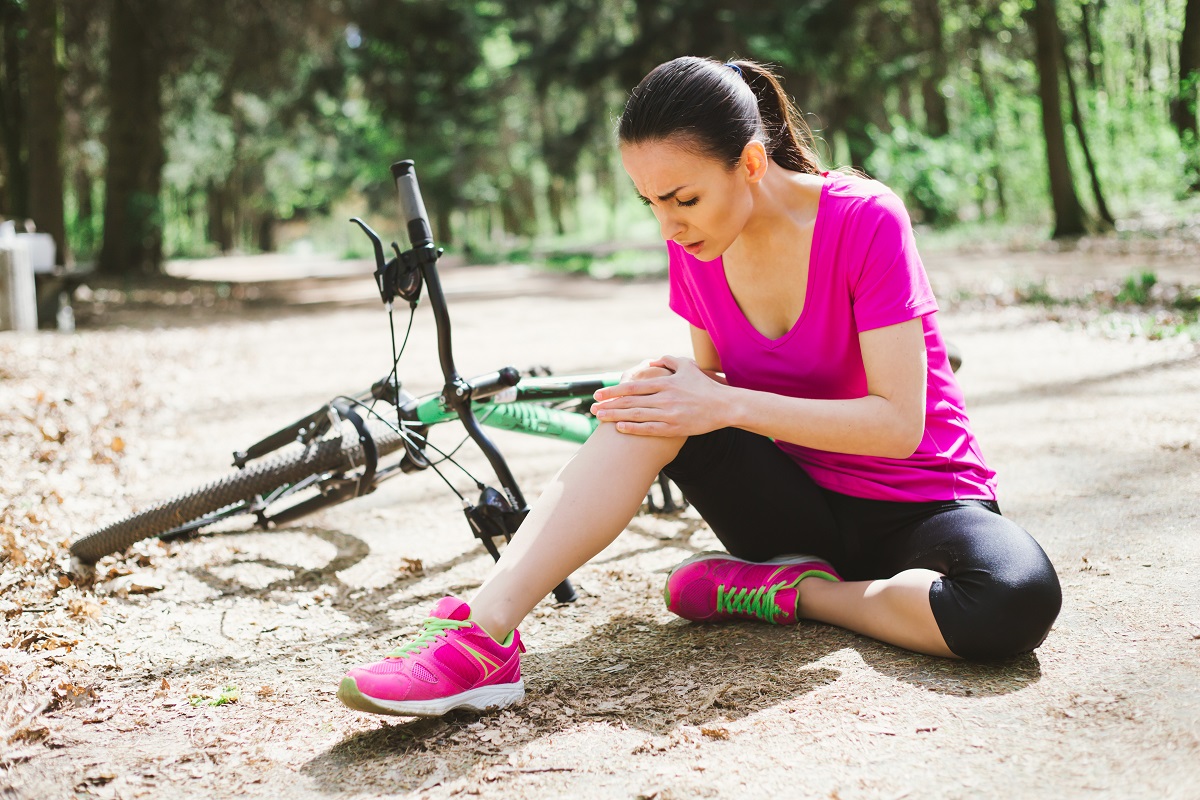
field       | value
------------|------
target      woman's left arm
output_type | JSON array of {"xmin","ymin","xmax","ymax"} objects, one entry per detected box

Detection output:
[{"xmin": 592, "ymin": 317, "xmax": 927, "ymax": 459}]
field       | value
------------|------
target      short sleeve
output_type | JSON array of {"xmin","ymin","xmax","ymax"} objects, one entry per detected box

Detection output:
[
  {"xmin": 848, "ymin": 192, "xmax": 938, "ymax": 332},
  {"xmin": 667, "ymin": 241, "xmax": 705, "ymax": 330}
]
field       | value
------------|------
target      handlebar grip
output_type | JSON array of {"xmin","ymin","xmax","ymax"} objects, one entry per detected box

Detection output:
[
  {"xmin": 467, "ymin": 367, "xmax": 521, "ymax": 401},
  {"xmin": 390, "ymin": 160, "xmax": 433, "ymax": 247}
]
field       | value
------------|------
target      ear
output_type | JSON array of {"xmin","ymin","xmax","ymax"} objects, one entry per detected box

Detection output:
[{"xmin": 740, "ymin": 140, "xmax": 769, "ymax": 184}]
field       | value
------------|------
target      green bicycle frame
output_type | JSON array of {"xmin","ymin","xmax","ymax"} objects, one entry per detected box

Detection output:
[{"xmin": 412, "ymin": 372, "xmax": 623, "ymax": 445}]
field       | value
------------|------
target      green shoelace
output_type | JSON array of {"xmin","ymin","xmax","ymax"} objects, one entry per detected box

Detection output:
[
  {"xmin": 716, "ymin": 582, "xmax": 790, "ymax": 623},
  {"xmin": 386, "ymin": 617, "xmax": 471, "ymax": 659}
]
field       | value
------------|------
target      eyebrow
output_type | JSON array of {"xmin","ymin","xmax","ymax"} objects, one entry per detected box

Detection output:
[{"xmin": 637, "ymin": 185, "xmax": 692, "ymax": 203}]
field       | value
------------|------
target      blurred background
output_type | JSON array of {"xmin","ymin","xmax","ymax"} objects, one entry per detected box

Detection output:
[{"xmin": 0, "ymin": 0, "xmax": 1196, "ymax": 278}]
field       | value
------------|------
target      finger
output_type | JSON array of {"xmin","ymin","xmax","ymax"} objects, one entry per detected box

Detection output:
[
  {"xmin": 595, "ymin": 404, "xmax": 662, "ymax": 423},
  {"xmin": 649, "ymin": 354, "xmax": 683, "ymax": 372},
  {"xmin": 594, "ymin": 378, "xmax": 663, "ymax": 401},
  {"xmin": 613, "ymin": 420, "xmax": 674, "ymax": 436}
]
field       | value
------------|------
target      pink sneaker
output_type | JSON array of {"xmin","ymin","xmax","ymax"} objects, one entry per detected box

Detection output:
[
  {"xmin": 664, "ymin": 551, "xmax": 842, "ymax": 624},
  {"xmin": 338, "ymin": 597, "xmax": 524, "ymax": 717}
]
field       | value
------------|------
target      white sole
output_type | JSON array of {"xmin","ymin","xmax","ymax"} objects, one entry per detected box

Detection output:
[{"xmin": 339, "ymin": 677, "xmax": 525, "ymax": 717}]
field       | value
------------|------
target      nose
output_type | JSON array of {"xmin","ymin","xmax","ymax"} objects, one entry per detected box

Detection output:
[{"xmin": 657, "ymin": 209, "xmax": 686, "ymax": 242}]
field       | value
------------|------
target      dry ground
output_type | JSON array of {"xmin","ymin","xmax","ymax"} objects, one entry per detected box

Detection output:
[{"xmin": 2, "ymin": 243, "xmax": 1199, "ymax": 799}]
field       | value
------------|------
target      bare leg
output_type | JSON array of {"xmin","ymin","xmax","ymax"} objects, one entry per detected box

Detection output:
[
  {"xmin": 468, "ymin": 424, "xmax": 685, "ymax": 641},
  {"xmin": 797, "ymin": 569, "xmax": 959, "ymax": 658}
]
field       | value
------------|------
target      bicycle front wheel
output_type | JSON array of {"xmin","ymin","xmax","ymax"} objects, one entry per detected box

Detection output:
[{"xmin": 70, "ymin": 422, "xmax": 405, "ymax": 564}]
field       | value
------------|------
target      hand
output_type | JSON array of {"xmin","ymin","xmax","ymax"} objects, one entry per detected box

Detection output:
[
  {"xmin": 619, "ymin": 358, "xmax": 674, "ymax": 384},
  {"xmin": 592, "ymin": 355, "xmax": 730, "ymax": 437}
]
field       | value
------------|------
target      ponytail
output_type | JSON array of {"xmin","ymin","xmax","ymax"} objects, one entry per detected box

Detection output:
[
  {"xmin": 727, "ymin": 60, "xmax": 823, "ymax": 175},
  {"xmin": 619, "ymin": 56, "xmax": 822, "ymax": 176}
]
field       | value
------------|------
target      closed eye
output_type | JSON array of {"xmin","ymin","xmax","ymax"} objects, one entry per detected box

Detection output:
[{"xmin": 637, "ymin": 194, "xmax": 699, "ymax": 208}]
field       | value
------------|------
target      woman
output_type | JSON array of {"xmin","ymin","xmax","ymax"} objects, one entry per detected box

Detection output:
[{"xmin": 337, "ymin": 56, "xmax": 1062, "ymax": 718}]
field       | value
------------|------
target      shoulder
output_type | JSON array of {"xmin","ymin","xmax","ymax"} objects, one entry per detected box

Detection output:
[{"xmin": 822, "ymin": 172, "xmax": 911, "ymax": 229}]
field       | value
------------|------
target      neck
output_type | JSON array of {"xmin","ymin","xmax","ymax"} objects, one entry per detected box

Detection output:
[{"xmin": 726, "ymin": 164, "xmax": 823, "ymax": 263}]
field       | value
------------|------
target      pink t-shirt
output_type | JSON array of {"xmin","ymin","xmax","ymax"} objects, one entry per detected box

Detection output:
[{"xmin": 668, "ymin": 172, "xmax": 997, "ymax": 503}]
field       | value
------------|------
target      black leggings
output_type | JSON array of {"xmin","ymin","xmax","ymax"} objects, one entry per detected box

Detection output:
[{"xmin": 661, "ymin": 428, "xmax": 1062, "ymax": 661}]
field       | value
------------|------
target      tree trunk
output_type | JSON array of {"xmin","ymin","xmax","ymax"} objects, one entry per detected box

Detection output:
[
  {"xmin": 0, "ymin": 0, "xmax": 28, "ymax": 219},
  {"xmin": 1032, "ymin": 0, "xmax": 1088, "ymax": 238},
  {"xmin": 499, "ymin": 171, "xmax": 537, "ymax": 238},
  {"xmin": 1079, "ymin": 0, "xmax": 1100, "ymax": 89},
  {"xmin": 434, "ymin": 203, "xmax": 453, "ymax": 247},
  {"xmin": 914, "ymin": 0, "xmax": 950, "ymax": 137},
  {"xmin": 73, "ymin": 164, "xmax": 95, "ymax": 255},
  {"xmin": 1060, "ymin": 22, "xmax": 1114, "ymax": 228},
  {"xmin": 206, "ymin": 181, "xmax": 234, "ymax": 253},
  {"xmin": 256, "ymin": 212, "xmax": 275, "ymax": 253},
  {"xmin": 829, "ymin": 92, "xmax": 875, "ymax": 173},
  {"xmin": 99, "ymin": 0, "xmax": 166, "ymax": 276},
  {"xmin": 25, "ymin": 0, "xmax": 68, "ymax": 265},
  {"xmin": 1174, "ymin": 0, "xmax": 1200, "ymax": 140},
  {"xmin": 970, "ymin": 32, "xmax": 1007, "ymax": 219},
  {"xmin": 547, "ymin": 177, "xmax": 567, "ymax": 237}
]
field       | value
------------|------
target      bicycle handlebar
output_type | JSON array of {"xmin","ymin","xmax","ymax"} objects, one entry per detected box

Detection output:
[
  {"xmin": 383, "ymin": 159, "xmax": 577, "ymax": 603},
  {"xmin": 390, "ymin": 160, "xmax": 433, "ymax": 248}
]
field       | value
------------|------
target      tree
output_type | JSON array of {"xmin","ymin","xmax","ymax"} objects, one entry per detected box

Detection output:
[
  {"xmin": 25, "ymin": 0, "xmax": 68, "ymax": 264},
  {"xmin": 0, "ymin": 0, "xmax": 28, "ymax": 220},
  {"xmin": 98, "ymin": 0, "xmax": 167, "ymax": 275},
  {"xmin": 62, "ymin": 1, "xmax": 107, "ymax": 261},
  {"xmin": 1176, "ymin": 0, "xmax": 1200, "ymax": 187},
  {"xmin": 913, "ymin": 0, "xmax": 950, "ymax": 137},
  {"xmin": 1031, "ymin": 0, "xmax": 1088, "ymax": 237},
  {"xmin": 1060, "ymin": 16, "xmax": 1113, "ymax": 228}
]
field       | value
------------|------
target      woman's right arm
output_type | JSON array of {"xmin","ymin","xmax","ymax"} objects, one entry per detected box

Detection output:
[{"xmin": 690, "ymin": 325, "xmax": 728, "ymax": 385}]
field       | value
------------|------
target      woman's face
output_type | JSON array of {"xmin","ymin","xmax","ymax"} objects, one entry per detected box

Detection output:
[{"xmin": 620, "ymin": 137, "xmax": 757, "ymax": 262}]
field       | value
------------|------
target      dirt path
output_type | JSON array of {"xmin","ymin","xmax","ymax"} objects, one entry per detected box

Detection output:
[{"xmin": 2, "ymin": 247, "xmax": 1198, "ymax": 799}]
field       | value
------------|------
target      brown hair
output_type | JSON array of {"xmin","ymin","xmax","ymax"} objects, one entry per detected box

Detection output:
[{"xmin": 618, "ymin": 55, "xmax": 822, "ymax": 175}]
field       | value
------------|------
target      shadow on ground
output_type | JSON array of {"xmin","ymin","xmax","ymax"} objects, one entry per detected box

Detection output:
[
  {"xmin": 300, "ymin": 614, "xmax": 844, "ymax": 794},
  {"xmin": 299, "ymin": 614, "xmax": 1044, "ymax": 795},
  {"xmin": 855, "ymin": 638, "xmax": 1042, "ymax": 697}
]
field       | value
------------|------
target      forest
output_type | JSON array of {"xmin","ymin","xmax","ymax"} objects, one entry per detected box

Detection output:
[{"xmin": 0, "ymin": 0, "xmax": 1197, "ymax": 276}]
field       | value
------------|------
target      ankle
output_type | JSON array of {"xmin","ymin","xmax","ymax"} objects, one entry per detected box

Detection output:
[
  {"xmin": 468, "ymin": 609, "xmax": 512, "ymax": 645},
  {"xmin": 794, "ymin": 575, "xmax": 824, "ymax": 619}
]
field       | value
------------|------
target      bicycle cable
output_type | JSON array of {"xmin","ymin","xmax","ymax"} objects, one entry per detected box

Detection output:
[
  {"xmin": 333, "ymin": 395, "xmax": 490, "ymax": 503},
  {"xmin": 370, "ymin": 301, "xmax": 417, "ymax": 419},
  {"xmin": 358, "ymin": 297, "xmax": 500, "ymax": 501}
]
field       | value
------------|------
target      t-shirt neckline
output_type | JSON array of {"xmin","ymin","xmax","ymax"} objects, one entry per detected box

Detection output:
[{"xmin": 714, "ymin": 176, "xmax": 830, "ymax": 349}]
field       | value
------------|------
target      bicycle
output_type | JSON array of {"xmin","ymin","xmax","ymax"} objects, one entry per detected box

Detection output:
[{"xmin": 69, "ymin": 160, "xmax": 687, "ymax": 603}]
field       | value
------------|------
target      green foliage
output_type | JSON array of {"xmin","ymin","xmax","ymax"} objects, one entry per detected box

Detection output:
[
  {"xmin": 1116, "ymin": 270, "xmax": 1159, "ymax": 305},
  {"xmin": 866, "ymin": 122, "xmax": 997, "ymax": 226},
  {"xmin": 538, "ymin": 248, "xmax": 667, "ymax": 280},
  {"xmin": 37, "ymin": 0, "xmax": 1200, "ymax": 267}
]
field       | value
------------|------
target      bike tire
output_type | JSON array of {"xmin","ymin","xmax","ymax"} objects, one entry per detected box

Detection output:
[{"xmin": 71, "ymin": 421, "xmax": 406, "ymax": 564}]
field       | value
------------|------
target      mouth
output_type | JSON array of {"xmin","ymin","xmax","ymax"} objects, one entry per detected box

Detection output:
[{"xmin": 679, "ymin": 240, "xmax": 704, "ymax": 254}]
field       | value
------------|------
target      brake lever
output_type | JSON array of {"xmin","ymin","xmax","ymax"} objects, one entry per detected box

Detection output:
[
  {"xmin": 348, "ymin": 217, "xmax": 424, "ymax": 307},
  {"xmin": 350, "ymin": 217, "xmax": 385, "ymax": 269}
]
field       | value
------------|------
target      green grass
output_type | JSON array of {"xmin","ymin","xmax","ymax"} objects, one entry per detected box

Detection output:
[
  {"xmin": 189, "ymin": 684, "xmax": 241, "ymax": 707},
  {"xmin": 1004, "ymin": 269, "xmax": 1200, "ymax": 341}
]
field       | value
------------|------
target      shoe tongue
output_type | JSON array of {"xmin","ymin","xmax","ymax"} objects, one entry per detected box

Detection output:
[{"xmin": 430, "ymin": 596, "xmax": 472, "ymax": 621}]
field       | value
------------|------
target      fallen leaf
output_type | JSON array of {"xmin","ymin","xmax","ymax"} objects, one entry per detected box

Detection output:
[{"xmin": 857, "ymin": 724, "xmax": 897, "ymax": 736}]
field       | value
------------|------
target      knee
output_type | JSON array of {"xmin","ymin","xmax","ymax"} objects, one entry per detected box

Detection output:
[
  {"xmin": 935, "ymin": 560, "xmax": 1062, "ymax": 661},
  {"xmin": 660, "ymin": 429, "xmax": 724, "ymax": 482}
]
